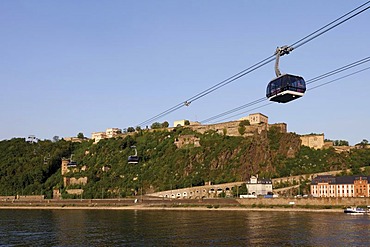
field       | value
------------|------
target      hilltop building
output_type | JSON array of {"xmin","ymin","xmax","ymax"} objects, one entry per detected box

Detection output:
[
  {"xmin": 311, "ymin": 175, "xmax": 370, "ymax": 197},
  {"xmin": 173, "ymin": 120, "xmax": 201, "ymax": 127},
  {"xmin": 173, "ymin": 113, "xmax": 281, "ymax": 137},
  {"xmin": 90, "ymin": 113, "xmax": 361, "ymax": 152},
  {"xmin": 239, "ymin": 113, "xmax": 268, "ymax": 125},
  {"xmin": 300, "ymin": 134, "xmax": 325, "ymax": 149},
  {"xmin": 92, "ymin": 128, "xmax": 122, "ymax": 143}
]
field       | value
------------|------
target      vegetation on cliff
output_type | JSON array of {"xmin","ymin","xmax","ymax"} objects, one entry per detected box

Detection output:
[{"xmin": 0, "ymin": 127, "xmax": 370, "ymax": 199}]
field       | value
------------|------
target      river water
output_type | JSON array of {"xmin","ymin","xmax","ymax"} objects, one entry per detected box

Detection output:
[{"xmin": 0, "ymin": 209, "xmax": 369, "ymax": 246}]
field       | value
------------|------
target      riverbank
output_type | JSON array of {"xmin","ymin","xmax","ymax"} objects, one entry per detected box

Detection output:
[
  {"xmin": 0, "ymin": 203, "xmax": 344, "ymax": 213},
  {"xmin": 1, "ymin": 197, "xmax": 367, "ymax": 213}
]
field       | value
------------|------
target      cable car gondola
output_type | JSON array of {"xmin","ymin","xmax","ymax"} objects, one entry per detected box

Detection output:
[
  {"xmin": 67, "ymin": 154, "xmax": 77, "ymax": 167},
  {"xmin": 266, "ymin": 46, "xmax": 306, "ymax": 103},
  {"xmin": 128, "ymin": 146, "xmax": 139, "ymax": 164}
]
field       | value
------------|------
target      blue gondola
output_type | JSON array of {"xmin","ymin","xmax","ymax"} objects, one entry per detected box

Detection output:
[
  {"xmin": 67, "ymin": 154, "xmax": 77, "ymax": 167},
  {"xmin": 128, "ymin": 146, "xmax": 139, "ymax": 164},
  {"xmin": 266, "ymin": 74, "xmax": 306, "ymax": 103},
  {"xmin": 67, "ymin": 161, "xmax": 77, "ymax": 167},
  {"xmin": 266, "ymin": 46, "xmax": 306, "ymax": 103},
  {"xmin": 128, "ymin": 155, "xmax": 139, "ymax": 164}
]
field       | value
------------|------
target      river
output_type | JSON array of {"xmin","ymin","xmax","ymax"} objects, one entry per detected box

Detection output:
[{"xmin": 0, "ymin": 209, "xmax": 369, "ymax": 246}]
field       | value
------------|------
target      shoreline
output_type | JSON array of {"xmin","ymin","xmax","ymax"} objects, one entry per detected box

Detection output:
[{"xmin": 0, "ymin": 205, "xmax": 344, "ymax": 213}]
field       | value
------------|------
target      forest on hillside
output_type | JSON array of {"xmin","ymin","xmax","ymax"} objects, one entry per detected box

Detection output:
[{"xmin": 1, "ymin": 127, "xmax": 370, "ymax": 199}]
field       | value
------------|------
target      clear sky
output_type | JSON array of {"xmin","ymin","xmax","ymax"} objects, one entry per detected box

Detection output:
[{"xmin": 1, "ymin": 1, "xmax": 369, "ymax": 145}]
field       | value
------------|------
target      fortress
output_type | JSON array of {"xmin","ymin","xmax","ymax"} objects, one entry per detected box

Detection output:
[{"xmin": 90, "ymin": 113, "xmax": 330, "ymax": 150}]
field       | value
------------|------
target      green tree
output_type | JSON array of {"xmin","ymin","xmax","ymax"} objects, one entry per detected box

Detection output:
[
  {"xmin": 238, "ymin": 125, "xmax": 246, "ymax": 135},
  {"xmin": 77, "ymin": 133, "xmax": 85, "ymax": 139},
  {"xmin": 127, "ymin": 127, "xmax": 135, "ymax": 132},
  {"xmin": 333, "ymin": 140, "xmax": 349, "ymax": 146},
  {"xmin": 151, "ymin": 122, "xmax": 162, "ymax": 129},
  {"xmin": 161, "ymin": 121, "xmax": 169, "ymax": 128},
  {"xmin": 239, "ymin": 120, "xmax": 250, "ymax": 126}
]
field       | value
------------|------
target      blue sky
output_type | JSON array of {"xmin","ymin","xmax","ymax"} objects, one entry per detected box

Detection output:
[{"xmin": 1, "ymin": 1, "xmax": 369, "ymax": 145}]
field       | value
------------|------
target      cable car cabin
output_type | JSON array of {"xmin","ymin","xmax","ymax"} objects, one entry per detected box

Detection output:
[
  {"xmin": 266, "ymin": 74, "xmax": 306, "ymax": 103},
  {"xmin": 67, "ymin": 161, "xmax": 77, "ymax": 167},
  {"xmin": 128, "ymin": 156, "xmax": 139, "ymax": 164}
]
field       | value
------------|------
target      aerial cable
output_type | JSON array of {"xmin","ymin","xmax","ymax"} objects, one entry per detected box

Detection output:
[
  {"xmin": 201, "ymin": 56, "xmax": 370, "ymax": 123},
  {"xmin": 185, "ymin": 56, "xmax": 276, "ymax": 104},
  {"xmin": 136, "ymin": 2, "xmax": 369, "ymax": 127},
  {"xmin": 208, "ymin": 65, "xmax": 370, "ymax": 123},
  {"xmin": 306, "ymin": 56, "xmax": 370, "ymax": 85},
  {"xmin": 137, "ymin": 55, "xmax": 276, "ymax": 127},
  {"xmin": 290, "ymin": 1, "xmax": 370, "ymax": 50},
  {"xmin": 215, "ymin": 102, "xmax": 273, "ymax": 124},
  {"xmin": 308, "ymin": 66, "xmax": 370, "ymax": 91},
  {"xmin": 201, "ymin": 98, "xmax": 267, "ymax": 123}
]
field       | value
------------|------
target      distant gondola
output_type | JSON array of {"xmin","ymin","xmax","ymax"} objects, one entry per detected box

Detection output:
[
  {"xmin": 67, "ymin": 154, "xmax": 77, "ymax": 167},
  {"xmin": 67, "ymin": 161, "xmax": 77, "ymax": 167},
  {"xmin": 128, "ymin": 156, "xmax": 139, "ymax": 164},
  {"xmin": 128, "ymin": 146, "xmax": 139, "ymax": 164},
  {"xmin": 266, "ymin": 46, "xmax": 306, "ymax": 103}
]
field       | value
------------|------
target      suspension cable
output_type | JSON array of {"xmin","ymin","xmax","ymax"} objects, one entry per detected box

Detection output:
[
  {"xmin": 201, "ymin": 56, "xmax": 370, "ymax": 123},
  {"xmin": 136, "ymin": 2, "xmax": 370, "ymax": 127}
]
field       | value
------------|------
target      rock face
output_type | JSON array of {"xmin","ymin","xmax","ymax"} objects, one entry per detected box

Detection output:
[{"xmin": 187, "ymin": 129, "xmax": 303, "ymax": 182}]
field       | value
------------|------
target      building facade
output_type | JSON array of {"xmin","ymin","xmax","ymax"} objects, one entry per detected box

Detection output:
[
  {"xmin": 311, "ymin": 175, "xmax": 370, "ymax": 197},
  {"xmin": 92, "ymin": 127, "xmax": 122, "ymax": 143},
  {"xmin": 245, "ymin": 175, "xmax": 273, "ymax": 196},
  {"xmin": 300, "ymin": 134, "xmax": 325, "ymax": 149}
]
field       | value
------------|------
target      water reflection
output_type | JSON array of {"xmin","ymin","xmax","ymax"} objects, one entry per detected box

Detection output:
[{"xmin": 0, "ymin": 209, "xmax": 369, "ymax": 246}]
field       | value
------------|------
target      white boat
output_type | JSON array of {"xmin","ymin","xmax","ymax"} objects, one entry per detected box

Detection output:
[{"xmin": 344, "ymin": 206, "xmax": 367, "ymax": 215}]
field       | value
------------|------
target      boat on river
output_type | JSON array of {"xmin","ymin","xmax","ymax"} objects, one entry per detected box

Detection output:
[{"xmin": 344, "ymin": 206, "xmax": 368, "ymax": 215}]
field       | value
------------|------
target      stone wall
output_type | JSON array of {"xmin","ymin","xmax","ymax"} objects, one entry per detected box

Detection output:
[
  {"xmin": 64, "ymin": 177, "xmax": 88, "ymax": 187},
  {"xmin": 237, "ymin": 197, "xmax": 370, "ymax": 207},
  {"xmin": 300, "ymin": 134, "xmax": 325, "ymax": 149}
]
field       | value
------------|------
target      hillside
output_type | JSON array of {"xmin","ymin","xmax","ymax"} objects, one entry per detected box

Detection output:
[{"xmin": 1, "ymin": 127, "xmax": 370, "ymax": 199}]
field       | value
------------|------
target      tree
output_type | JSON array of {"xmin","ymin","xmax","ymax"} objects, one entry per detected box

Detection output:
[
  {"xmin": 52, "ymin": 136, "xmax": 60, "ymax": 142},
  {"xmin": 184, "ymin": 120, "xmax": 190, "ymax": 126},
  {"xmin": 161, "ymin": 121, "xmax": 169, "ymax": 128},
  {"xmin": 238, "ymin": 125, "xmax": 246, "ymax": 135},
  {"xmin": 333, "ymin": 140, "xmax": 349, "ymax": 146},
  {"xmin": 135, "ymin": 126, "xmax": 142, "ymax": 132},
  {"xmin": 151, "ymin": 122, "xmax": 162, "ymax": 129},
  {"xmin": 127, "ymin": 127, "xmax": 135, "ymax": 133},
  {"xmin": 77, "ymin": 133, "xmax": 84, "ymax": 139},
  {"xmin": 239, "ymin": 120, "xmax": 250, "ymax": 126},
  {"xmin": 238, "ymin": 120, "xmax": 250, "ymax": 136},
  {"xmin": 358, "ymin": 139, "xmax": 369, "ymax": 148}
]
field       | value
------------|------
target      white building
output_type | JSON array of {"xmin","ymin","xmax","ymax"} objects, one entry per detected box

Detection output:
[
  {"xmin": 245, "ymin": 175, "xmax": 273, "ymax": 196},
  {"xmin": 92, "ymin": 128, "xmax": 122, "ymax": 143}
]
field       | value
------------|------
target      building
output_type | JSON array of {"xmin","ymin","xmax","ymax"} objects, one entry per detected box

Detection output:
[
  {"xmin": 300, "ymin": 134, "xmax": 325, "ymax": 149},
  {"xmin": 245, "ymin": 175, "xmax": 273, "ymax": 196},
  {"xmin": 91, "ymin": 132, "xmax": 106, "ymax": 143},
  {"xmin": 92, "ymin": 128, "xmax": 122, "ymax": 143},
  {"xmin": 240, "ymin": 113, "xmax": 268, "ymax": 125},
  {"xmin": 310, "ymin": 175, "xmax": 370, "ymax": 197},
  {"xmin": 106, "ymin": 128, "xmax": 122, "ymax": 138},
  {"xmin": 173, "ymin": 120, "xmax": 201, "ymax": 127},
  {"xmin": 61, "ymin": 158, "xmax": 88, "ymax": 187}
]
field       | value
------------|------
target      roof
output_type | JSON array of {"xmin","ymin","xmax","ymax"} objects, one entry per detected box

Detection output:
[{"xmin": 311, "ymin": 175, "xmax": 370, "ymax": 185}]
